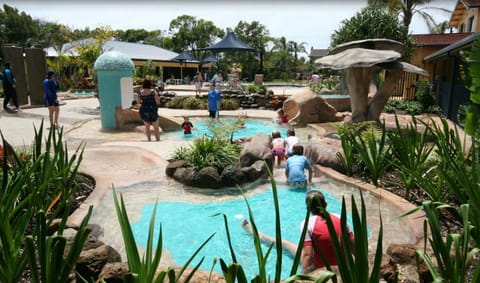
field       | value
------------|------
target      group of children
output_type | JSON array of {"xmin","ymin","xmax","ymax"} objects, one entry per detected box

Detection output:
[
  {"xmin": 271, "ymin": 128, "xmax": 312, "ymax": 188},
  {"xmin": 181, "ymin": 110, "xmax": 312, "ymax": 188}
]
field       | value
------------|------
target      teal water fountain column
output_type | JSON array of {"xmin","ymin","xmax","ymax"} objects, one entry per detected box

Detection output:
[{"xmin": 94, "ymin": 51, "xmax": 135, "ymax": 129}]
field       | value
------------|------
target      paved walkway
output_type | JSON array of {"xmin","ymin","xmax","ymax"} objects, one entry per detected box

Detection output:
[
  {"xmin": 0, "ymin": 95, "xmax": 283, "ymax": 225},
  {"xmin": 0, "ymin": 89, "xmax": 426, "ymax": 253}
]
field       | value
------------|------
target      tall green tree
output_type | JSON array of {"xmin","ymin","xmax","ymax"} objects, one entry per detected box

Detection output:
[
  {"xmin": 331, "ymin": 5, "xmax": 415, "ymax": 60},
  {"xmin": 0, "ymin": 4, "xmax": 39, "ymax": 47},
  {"xmin": 368, "ymin": 0, "xmax": 452, "ymax": 33},
  {"xmin": 168, "ymin": 15, "xmax": 224, "ymax": 54},
  {"xmin": 37, "ymin": 22, "xmax": 72, "ymax": 50},
  {"xmin": 231, "ymin": 21, "xmax": 271, "ymax": 78},
  {"xmin": 288, "ymin": 40, "xmax": 307, "ymax": 71},
  {"xmin": 115, "ymin": 28, "xmax": 150, "ymax": 43}
]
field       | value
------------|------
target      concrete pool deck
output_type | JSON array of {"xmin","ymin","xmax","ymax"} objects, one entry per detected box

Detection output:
[{"xmin": 0, "ymin": 94, "xmax": 425, "ymax": 256}]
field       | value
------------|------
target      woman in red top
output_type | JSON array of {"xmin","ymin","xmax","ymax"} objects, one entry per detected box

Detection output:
[{"xmin": 241, "ymin": 190, "xmax": 355, "ymax": 274}]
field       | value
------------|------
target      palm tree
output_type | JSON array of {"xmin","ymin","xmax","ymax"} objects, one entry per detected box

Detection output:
[
  {"xmin": 287, "ymin": 40, "xmax": 307, "ymax": 71},
  {"xmin": 368, "ymin": 0, "xmax": 452, "ymax": 33}
]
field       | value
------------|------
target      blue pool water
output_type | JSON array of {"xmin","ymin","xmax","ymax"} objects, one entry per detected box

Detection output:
[
  {"xmin": 131, "ymin": 187, "xmax": 357, "ymax": 279},
  {"xmin": 177, "ymin": 118, "xmax": 288, "ymax": 140}
]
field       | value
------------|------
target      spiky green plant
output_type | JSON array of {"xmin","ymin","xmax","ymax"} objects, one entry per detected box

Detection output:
[
  {"xmin": 416, "ymin": 202, "xmax": 480, "ymax": 282},
  {"xmin": 0, "ymin": 121, "xmax": 85, "ymax": 283},
  {"xmin": 351, "ymin": 123, "xmax": 392, "ymax": 186},
  {"xmin": 336, "ymin": 123, "xmax": 359, "ymax": 177},
  {"xmin": 388, "ymin": 115, "xmax": 434, "ymax": 200},
  {"xmin": 24, "ymin": 208, "xmax": 92, "ymax": 283}
]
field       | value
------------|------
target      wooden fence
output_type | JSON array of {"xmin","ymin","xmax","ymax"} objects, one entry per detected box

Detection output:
[{"xmin": 390, "ymin": 72, "xmax": 419, "ymax": 101}]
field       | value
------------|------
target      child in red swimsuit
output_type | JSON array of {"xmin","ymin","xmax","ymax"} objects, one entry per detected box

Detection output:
[{"xmin": 181, "ymin": 117, "xmax": 194, "ymax": 135}]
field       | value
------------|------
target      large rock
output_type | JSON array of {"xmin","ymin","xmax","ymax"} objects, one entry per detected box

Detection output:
[
  {"xmin": 283, "ymin": 88, "xmax": 342, "ymax": 127},
  {"xmin": 239, "ymin": 134, "xmax": 273, "ymax": 170},
  {"xmin": 76, "ymin": 244, "xmax": 122, "ymax": 280},
  {"xmin": 173, "ymin": 167, "xmax": 196, "ymax": 186},
  {"xmin": 194, "ymin": 166, "xmax": 222, "ymax": 188},
  {"xmin": 241, "ymin": 160, "xmax": 269, "ymax": 181},
  {"xmin": 97, "ymin": 262, "xmax": 130, "ymax": 283},
  {"xmin": 220, "ymin": 165, "xmax": 248, "ymax": 187},
  {"xmin": 166, "ymin": 160, "xmax": 188, "ymax": 177},
  {"xmin": 304, "ymin": 137, "xmax": 344, "ymax": 172}
]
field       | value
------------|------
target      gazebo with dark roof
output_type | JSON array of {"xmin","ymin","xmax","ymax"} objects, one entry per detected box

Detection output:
[
  {"xmin": 199, "ymin": 31, "xmax": 263, "ymax": 73},
  {"xmin": 200, "ymin": 31, "xmax": 257, "ymax": 53}
]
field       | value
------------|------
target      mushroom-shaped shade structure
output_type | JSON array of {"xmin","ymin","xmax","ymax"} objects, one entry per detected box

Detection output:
[{"xmin": 314, "ymin": 38, "xmax": 428, "ymax": 123}]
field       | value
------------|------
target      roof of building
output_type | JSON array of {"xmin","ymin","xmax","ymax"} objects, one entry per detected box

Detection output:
[
  {"xmin": 449, "ymin": 0, "xmax": 480, "ymax": 27},
  {"xmin": 45, "ymin": 39, "xmax": 179, "ymax": 62},
  {"xmin": 308, "ymin": 49, "xmax": 329, "ymax": 58},
  {"xmin": 412, "ymin": 33, "xmax": 472, "ymax": 46},
  {"xmin": 424, "ymin": 32, "xmax": 480, "ymax": 61}
]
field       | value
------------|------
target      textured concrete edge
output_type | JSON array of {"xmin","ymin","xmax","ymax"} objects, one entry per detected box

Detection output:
[
  {"xmin": 67, "ymin": 145, "xmax": 168, "ymax": 227},
  {"xmin": 314, "ymin": 164, "xmax": 425, "ymax": 246}
]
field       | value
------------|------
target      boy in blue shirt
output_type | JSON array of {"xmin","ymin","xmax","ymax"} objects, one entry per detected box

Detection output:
[{"xmin": 285, "ymin": 144, "xmax": 312, "ymax": 188}]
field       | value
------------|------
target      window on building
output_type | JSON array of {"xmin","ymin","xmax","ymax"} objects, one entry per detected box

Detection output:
[
  {"xmin": 460, "ymin": 23, "xmax": 465, "ymax": 32},
  {"xmin": 468, "ymin": 16, "xmax": 475, "ymax": 32}
]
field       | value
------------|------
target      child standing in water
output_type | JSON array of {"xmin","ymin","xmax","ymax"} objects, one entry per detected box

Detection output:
[
  {"xmin": 181, "ymin": 117, "xmax": 194, "ymax": 135},
  {"xmin": 285, "ymin": 128, "xmax": 300, "ymax": 158},
  {"xmin": 271, "ymin": 130, "xmax": 286, "ymax": 167},
  {"xmin": 285, "ymin": 144, "xmax": 312, "ymax": 188}
]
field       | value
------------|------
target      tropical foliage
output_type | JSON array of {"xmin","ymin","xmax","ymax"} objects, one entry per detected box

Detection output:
[
  {"xmin": 331, "ymin": 5, "xmax": 415, "ymax": 60},
  {"xmin": 0, "ymin": 4, "xmax": 309, "ymax": 86},
  {"xmin": 0, "ymin": 123, "xmax": 90, "ymax": 283},
  {"xmin": 172, "ymin": 119, "xmax": 242, "ymax": 172},
  {"xmin": 368, "ymin": 0, "xmax": 452, "ymax": 34}
]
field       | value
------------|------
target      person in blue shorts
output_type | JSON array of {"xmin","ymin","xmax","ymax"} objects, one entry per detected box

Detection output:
[
  {"xmin": 43, "ymin": 71, "xmax": 60, "ymax": 126},
  {"xmin": 285, "ymin": 144, "xmax": 312, "ymax": 188},
  {"xmin": 207, "ymin": 85, "xmax": 221, "ymax": 119}
]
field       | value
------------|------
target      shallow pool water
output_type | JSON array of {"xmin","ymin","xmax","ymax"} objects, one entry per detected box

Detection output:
[
  {"xmin": 165, "ymin": 118, "xmax": 291, "ymax": 140},
  {"xmin": 90, "ymin": 171, "xmax": 418, "ymax": 280},
  {"xmin": 130, "ymin": 187, "xmax": 354, "ymax": 279}
]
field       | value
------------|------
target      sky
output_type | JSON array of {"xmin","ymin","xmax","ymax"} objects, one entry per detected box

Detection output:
[{"xmin": 4, "ymin": 0, "xmax": 456, "ymax": 53}]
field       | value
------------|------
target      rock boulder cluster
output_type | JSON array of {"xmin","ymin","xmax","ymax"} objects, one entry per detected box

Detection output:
[{"xmin": 166, "ymin": 134, "xmax": 273, "ymax": 188}]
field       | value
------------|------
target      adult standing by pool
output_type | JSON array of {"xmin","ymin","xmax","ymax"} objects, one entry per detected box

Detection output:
[
  {"xmin": 2, "ymin": 62, "xmax": 19, "ymax": 112},
  {"xmin": 207, "ymin": 85, "xmax": 221, "ymax": 119},
  {"xmin": 194, "ymin": 71, "xmax": 203, "ymax": 97},
  {"xmin": 43, "ymin": 71, "xmax": 60, "ymax": 127},
  {"xmin": 137, "ymin": 78, "xmax": 160, "ymax": 141},
  {"xmin": 231, "ymin": 63, "xmax": 241, "ymax": 88}
]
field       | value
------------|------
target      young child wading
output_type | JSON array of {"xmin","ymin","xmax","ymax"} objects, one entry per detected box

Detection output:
[
  {"xmin": 181, "ymin": 117, "xmax": 194, "ymax": 135},
  {"xmin": 271, "ymin": 130, "xmax": 286, "ymax": 167}
]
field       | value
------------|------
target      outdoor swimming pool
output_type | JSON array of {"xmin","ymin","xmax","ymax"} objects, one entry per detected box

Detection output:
[
  {"xmin": 82, "ymin": 115, "xmax": 419, "ymax": 280},
  {"xmin": 130, "ymin": 186, "xmax": 354, "ymax": 279},
  {"xmin": 165, "ymin": 117, "xmax": 309, "ymax": 141},
  {"xmin": 89, "ymin": 171, "xmax": 419, "ymax": 280}
]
